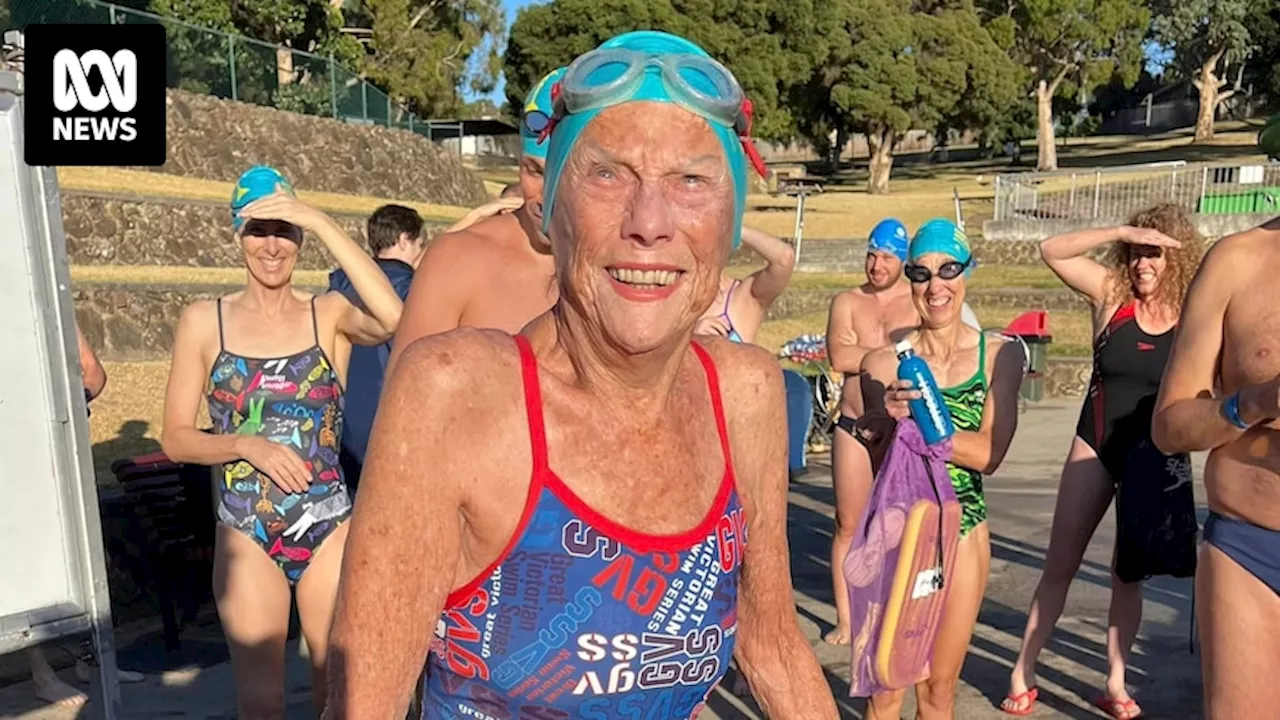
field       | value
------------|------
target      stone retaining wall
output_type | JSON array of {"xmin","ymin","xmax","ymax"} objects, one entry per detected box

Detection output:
[
  {"xmin": 735, "ymin": 237, "xmax": 1052, "ymax": 268},
  {"xmin": 131, "ymin": 90, "xmax": 488, "ymax": 207},
  {"xmin": 64, "ymin": 193, "xmax": 449, "ymax": 268}
]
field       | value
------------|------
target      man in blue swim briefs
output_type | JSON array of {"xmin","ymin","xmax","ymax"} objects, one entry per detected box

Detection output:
[
  {"xmin": 387, "ymin": 67, "xmax": 567, "ymax": 367},
  {"xmin": 1153, "ymin": 207, "xmax": 1280, "ymax": 714}
]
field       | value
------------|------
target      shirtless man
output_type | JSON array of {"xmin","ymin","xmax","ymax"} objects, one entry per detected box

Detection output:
[
  {"xmin": 1152, "ymin": 215, "xmax": 1280, "ymax": 719},
  {"xmin": 823, "ymin": 217, "xmax": 919, "ymax": 643},
  {"xmin": 387, "ymin": 67, "xmax": 565, "ymax": 367}
]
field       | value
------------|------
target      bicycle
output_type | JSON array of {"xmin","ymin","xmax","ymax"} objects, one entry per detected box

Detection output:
[{"xmin": 778, "ymin": 334, "xmax": 842, "ymax": 453}]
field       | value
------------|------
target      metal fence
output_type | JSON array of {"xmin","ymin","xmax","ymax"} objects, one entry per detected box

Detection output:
[
  {"xmin": 5, "ymin": 0, "xmax": 458, "ymax": 141},
  {"xmin": 993, "ymin": 160, "xmax": 1280, "ymax": 223}
]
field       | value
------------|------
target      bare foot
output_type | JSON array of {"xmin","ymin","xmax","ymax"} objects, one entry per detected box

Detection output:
[
  {"xmin": 1096, "ymin": 690, "xmax": 1143, "ymax": 719},
  {"xmin": 1000, "ymin": 669, "xmax": 1038, "ymax": 715},
  {"xmin": 33, "ymin": 675, "xmax": 88, "ymax": 707},
  {"xmin": 823, "ymin": 624, "xmax": 850, "ymax": 645}
]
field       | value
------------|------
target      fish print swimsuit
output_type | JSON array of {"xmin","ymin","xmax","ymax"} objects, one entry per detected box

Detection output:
[
  {"xmin": 207, "ymin": 297, "xmax": 351, "ymax": 584},
  {"xmin": 940, "ymin": 333, "xmax": 989, "ymax": 537},
  {"xmin": 422, "ymin": 335, "xmax": 746, "ymax": 720}
]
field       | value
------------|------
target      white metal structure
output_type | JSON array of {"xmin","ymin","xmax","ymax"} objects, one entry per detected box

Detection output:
[{"xmin": 0, "ymin": 60, "xmax": 121, "ymax": 718}]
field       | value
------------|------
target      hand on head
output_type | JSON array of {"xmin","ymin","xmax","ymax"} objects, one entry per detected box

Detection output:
[
  {"xmin": 1120, "ymin": 226, "xmax": 1181, "ymax": 249},
  {"xmin": 238, "ymin": 186, "xmax": 324, "ymax": 234}
]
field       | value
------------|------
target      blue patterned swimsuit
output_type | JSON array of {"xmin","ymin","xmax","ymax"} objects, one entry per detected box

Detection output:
[
  {"xmin": 206, "ymin": 297, "xmax": 351, "ymax": 584},
  {"xmin": 422, "ymin": 335, "xmax": 746, "ymax": 719}
]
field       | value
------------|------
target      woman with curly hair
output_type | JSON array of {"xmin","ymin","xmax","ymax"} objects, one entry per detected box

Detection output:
[{"xmin": 1001, "ymin": 203, "xmax": 1205, "ymax": 719}]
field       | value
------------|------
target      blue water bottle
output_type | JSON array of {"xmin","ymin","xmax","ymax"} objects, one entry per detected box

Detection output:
[{"xmin": 894, "ymin": 340, "xmax": 954, "ymax": 445}]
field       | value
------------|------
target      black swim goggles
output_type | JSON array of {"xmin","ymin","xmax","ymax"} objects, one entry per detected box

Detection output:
[{"xmin": 904, "ymin": 259, "xmax": 970, "ymax": 284}]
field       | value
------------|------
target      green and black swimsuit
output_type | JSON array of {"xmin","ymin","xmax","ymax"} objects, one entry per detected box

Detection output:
[{"xmin": 940, "ymin": 333, "xmax": 989, "ymax": 537}]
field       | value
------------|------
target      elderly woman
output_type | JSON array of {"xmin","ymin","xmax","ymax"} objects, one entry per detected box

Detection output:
[
  {"xmin": 858, "ymin": 218, "xmax": 1023, "ymax": 720},
  {"xmin": 325, "ymin": 31, "xmax": 837, "ymax": 719},
  {"xmin": 161, "ymin": 166, "xmax": 402, "ymax": 719}
]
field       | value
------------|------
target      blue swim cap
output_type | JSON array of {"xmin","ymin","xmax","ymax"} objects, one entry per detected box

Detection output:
[
  {"xmin": 909, "ymin": 218, "xmax": 975, "ymax": 277},
  {"xmin": 521, "ymin": 67, "xmax": 566, "ymax": 160},
  {"xmin": 231, "ymin": 165, "xmax": 294, "ymax": 230},
  {"xmin": 867, "ymin": 218, "xmax": 908, "ymax": 261},
  {"xmin": 541, "ymin": 31, "xmax": 751, "ymax": 249}
]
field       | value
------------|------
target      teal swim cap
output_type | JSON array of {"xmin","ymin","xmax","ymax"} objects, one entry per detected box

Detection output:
[
  {"xmin": 540, "ymin": 31, "xmax": 752, "ymax": 249},
  {"xmin": 909, "ymin": 218, "xmax": 974, "ymax": 275},
  {"xmin": 520, "ymin": 67, "xmax": 566, "ymax": 160},
  {"xmin": 231, "ymin": 165, "xmax": 294, "ymax": 230}
]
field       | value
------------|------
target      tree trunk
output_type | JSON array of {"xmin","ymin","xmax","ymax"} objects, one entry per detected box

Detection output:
[
  {"xmin": 1035, "ymin": 79, "xmax": 1058, "ymax": 171},
  {"xmin": 867, "ymin": 128, "xmax": 896, "ymax": 195},
  {"xmin": 833, "ymin": 126, "xmax": 848, "ymax": 171},
  {"xmin": 1193, "ymin": 53, "xmax": 1224, "ymax": 142},
  {"xmin": 276, "ymin": 46, "xmax": 295, "ymax": 87}
]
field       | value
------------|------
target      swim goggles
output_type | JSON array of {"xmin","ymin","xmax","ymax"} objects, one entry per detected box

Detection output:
[
  {"xmin": 904, "ymin": 260, "xmax": 970, "ymax": 284},
  {"xmin": 539, "ymin": 48, "xmax": 768, "ymax": 177},
  {"xmin": 523, "ymin": 109, "xmax": 550, "ymax": 136}
]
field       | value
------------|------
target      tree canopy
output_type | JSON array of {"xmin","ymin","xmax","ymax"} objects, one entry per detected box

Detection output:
[
  {"xmin": 1152, "ymin": 0, "xmax": 1258, "ymax": 140},
  {"xmin": 980, "ymin": 0, "xmax": 1149, "ymax": 170}
]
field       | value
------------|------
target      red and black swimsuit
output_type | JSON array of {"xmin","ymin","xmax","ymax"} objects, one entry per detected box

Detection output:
[{"xmin": 1075, "ymin": 302, "xmax": 1175, "ymax": 476}]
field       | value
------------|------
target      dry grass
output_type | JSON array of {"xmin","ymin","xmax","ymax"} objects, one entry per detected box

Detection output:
[
  {"xmin": 71, "ymin": 265, "xmax": 332, "ymax": 287},
  {"xmin": 57, "ymin": 167, "xmax": 471, "ymax": 223},
  {"xmin": 89, "ymin": 361, "xmax": 180, "ymax": 485}
]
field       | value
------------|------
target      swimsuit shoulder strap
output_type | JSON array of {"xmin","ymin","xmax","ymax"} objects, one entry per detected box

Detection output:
[
  {"xmin": 215, "ymin": 297, "xmax": 226, "ymax": 351},
  {"xmin": 689, "ymin": 341, "xmax": 734, "ymax": 473},
  {"xmin": 978, "ymin": 330, "xmax": 987, "ymax": 381},
  {"xmin": 309, "ymin": 296, "xmax": 321, "ymax": 347},
  {"xmin": 514, "ymin": 334, "xmax": 549, "ymax": 473}
]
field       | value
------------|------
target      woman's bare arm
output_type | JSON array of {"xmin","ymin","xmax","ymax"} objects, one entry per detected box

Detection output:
[
  {"xmin": 739, "ymin": 227, "xmax": 796, "ymax": 307},
  {"xmin": 720, "ymin": 344, "xmax": 838, "ymax": 718},
  {"xmin": 325, "ymin": 334, "xmax": 492, "ymax": 717},
  {"xmin": 160, "ymin": 302, "xmax": 244, "ymax": 465},
  {"xmin": 949, "ymin": 338, "xmax": 1023, "ymax": 474},
  {"xmin": 76, "ymin": 326, "xmax": 107, "ymax": 400}
]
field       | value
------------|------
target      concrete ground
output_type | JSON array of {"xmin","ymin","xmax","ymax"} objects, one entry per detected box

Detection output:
[{"xmin": 0, "ymin": 399, "xmax": 1206, "ymax": 719}]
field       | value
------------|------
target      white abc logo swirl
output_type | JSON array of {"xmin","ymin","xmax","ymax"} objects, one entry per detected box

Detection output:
[{"xmin": 52, "ymin": 49, "xmax": 137, "ymax": 113}]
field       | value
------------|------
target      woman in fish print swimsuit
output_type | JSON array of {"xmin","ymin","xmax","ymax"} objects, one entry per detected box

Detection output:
[
  {"xmin": 160, "ymin": 166, "xmax": 402, "ymax": 719},
  {"xmin": 858, "ymin": 219, "xmax": 1025, "ymax": 720}
]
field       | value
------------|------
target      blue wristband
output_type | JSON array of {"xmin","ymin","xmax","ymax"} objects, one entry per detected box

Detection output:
[{"xmin": 1222, "ymin": 392, "xmax": 1249, "ymax": 429}]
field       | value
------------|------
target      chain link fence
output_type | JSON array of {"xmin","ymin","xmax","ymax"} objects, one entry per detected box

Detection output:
[
  {"xmin": 5, "ymin": 0, "xmax": 456, "ymax": 140},
  {"xmin": 994, "ymin": 161, "xmax": 1280, "ymax": 222}
]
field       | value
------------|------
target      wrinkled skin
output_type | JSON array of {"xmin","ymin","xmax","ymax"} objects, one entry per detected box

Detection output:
[{"xmin": 548, "ymin": 101, "xmax": 735, "ymax": 356}]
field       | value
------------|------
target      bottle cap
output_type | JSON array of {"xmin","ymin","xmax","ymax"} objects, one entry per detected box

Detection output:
[{"xmin": 894, "ymin": 340, "xmax": 913, "ymax": 355}]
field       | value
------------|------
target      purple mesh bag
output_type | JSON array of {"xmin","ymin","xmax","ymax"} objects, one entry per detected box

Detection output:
[{"xmin": 843, "ymin": 418, "xmax": 963, "ymax": 697}]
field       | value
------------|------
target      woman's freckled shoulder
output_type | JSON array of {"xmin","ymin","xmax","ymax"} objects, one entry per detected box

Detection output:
[{"xmin": 394, "ymin": 328, "xmax": 522, "ymax": 398}]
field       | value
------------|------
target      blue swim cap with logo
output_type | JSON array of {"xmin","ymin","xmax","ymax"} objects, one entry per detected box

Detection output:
[
  {"xmin": 867, "ymin": 218, "xmax": 909, "ymax": 261},
  {"xmin": 910, "ymin": 217, "xmax": 975, "ymax": 276},
  {"xmin": 521, "ymin": 67, "xmax": 566, "ymax": 160},
  {"xmin": 540, "ymin": 31, "xmax": 755, "ymax": 249},
  {"xmin": 231, "ymin": 165, "xmax": 294, "ymax": 230}
]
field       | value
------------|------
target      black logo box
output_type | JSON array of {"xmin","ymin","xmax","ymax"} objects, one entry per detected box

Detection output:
[{"xmin": 24, "ymin": 23, "xmax": 166, "ymax": 167}]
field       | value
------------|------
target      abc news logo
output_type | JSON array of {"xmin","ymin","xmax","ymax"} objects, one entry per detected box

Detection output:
[{"xmin": 25, "ymin": 24, "xmax": 165, "ymax": 166}]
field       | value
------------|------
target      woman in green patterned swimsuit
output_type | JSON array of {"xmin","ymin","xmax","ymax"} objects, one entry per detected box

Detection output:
[{"xmin": 859, "ymin": 218, "xmax": 1025, "ymax": 720}]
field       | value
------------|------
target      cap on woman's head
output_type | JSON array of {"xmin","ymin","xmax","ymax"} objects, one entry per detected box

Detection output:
[
  {"xmin": 909, "ymin": 218, "xmax": 972, "ymax": 265},
  {"xmin": 867, "ymin": 218, "xmax": 909, "ymax": 261},
  {"xmin": 540, "ymin": 30, "xmax": 759, "ymax": 249},
  {"xmin": 521, "ymin": 67, "xmax": 566, "ymax": 160},
  {"xmin": 231, "ymin": 165, "xmax": 294, "ymax": 230}
]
